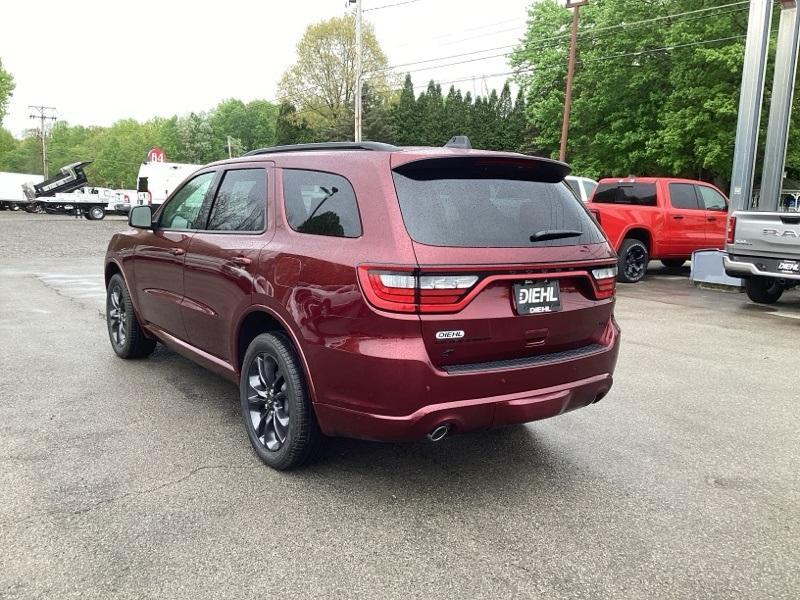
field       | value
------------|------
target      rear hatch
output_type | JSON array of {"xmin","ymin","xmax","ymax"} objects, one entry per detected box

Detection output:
[{"xmin": 382, "ymin": 154, "xmax": 617, "ymax": 371}]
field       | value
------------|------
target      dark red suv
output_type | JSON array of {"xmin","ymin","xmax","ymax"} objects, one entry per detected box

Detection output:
[{"xmin": 105, "ymin": 141, "xmax": 621, "ymax": 469}]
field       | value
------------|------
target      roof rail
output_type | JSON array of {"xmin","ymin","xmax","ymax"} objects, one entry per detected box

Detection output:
[{"xmin": 244, "ymin": 141, "xmax": 399, "ymax": 157}]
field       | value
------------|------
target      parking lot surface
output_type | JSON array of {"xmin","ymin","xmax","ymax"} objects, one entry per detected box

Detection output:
[{"xmin": 1, "ymin": 212, "xmax": 798, "ymax": 599}]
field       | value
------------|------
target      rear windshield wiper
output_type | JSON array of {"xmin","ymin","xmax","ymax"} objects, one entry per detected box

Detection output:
[{"xmin": 529, "ymin": 229, "xmax": 583, "ymax": 242}]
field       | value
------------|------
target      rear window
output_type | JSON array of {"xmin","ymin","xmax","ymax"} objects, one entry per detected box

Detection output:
[
  {"xmin": 593, "ymin": 182, "xmax": 657, "ymax": 206},
  {"xmin": 392, "ymin": 162, "xmax": 605, "ymax": 248}
]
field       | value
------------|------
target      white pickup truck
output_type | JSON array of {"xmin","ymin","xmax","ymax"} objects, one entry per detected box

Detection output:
[{"xmin": 724, "ymin": 210, "xmax": 800, "ymax": 304}]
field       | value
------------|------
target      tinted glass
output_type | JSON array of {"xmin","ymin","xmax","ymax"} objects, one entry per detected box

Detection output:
[
  {"xmin": 392, "ymin": 170, "xmax": 605, "ymax": 248},
  {"xmin": 593, "ymin": 183, "xmax": 657, "ymax": 206},
  {"xmin": 669, "ymin": 183, "xmax": 699, "ymax": 210},
  {"xmin": 697, "ymin": 185, "xmax": 727, "ymax": 211},
  {"xmin": 283, "ymin": 170, "xmax": 361, "ymax": 238},
  {"xmin": 207, "ymin": 169, "xmax": 266, "ymax": 231},
  {"xmin": 159, "ymin": 172, "xmax": 214, "ymax": 230}
]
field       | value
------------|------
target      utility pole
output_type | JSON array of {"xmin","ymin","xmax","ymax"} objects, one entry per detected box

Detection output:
[
  {"xmin": 28, "ymin": 105, "xmax": 57, "ymax": 177},
  {"xmin": 227, "ymin": 135, "xmax": 234, "ymax": 158},
  {"xmin": 559, "ymin": 0, "xmax": 587, "ymax": 163},
  {"xmin": 354, "ymin": 0, "xmax": 363, "ymax": 142}
]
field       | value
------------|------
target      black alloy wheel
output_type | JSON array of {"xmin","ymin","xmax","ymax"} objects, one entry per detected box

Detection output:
[
  {"xmin": 240, "ymin": 333, "xmax": 322, "ymax": 470},
  {"xmin": 106, "ymin": 274, "xmax": 157, "ymax": 358},
  {"xmin": 246, "ymin": 353, "xmax": 291, "ymax": 452},
  {"xmin": 617, "ymin": 238, "xmax": 649, "ymax": 283}
]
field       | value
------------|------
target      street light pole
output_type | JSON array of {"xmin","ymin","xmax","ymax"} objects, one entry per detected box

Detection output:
[
  {"xmin": 227, "ymin": 135, "xmax": 233, "ymax": 159},
  {"xmin": 559, "ymin": 0, "xmax": 587, "ymax": 163},
  {"xmin": 354, "ymin": 0, "xmax": 363, "ymax": 142}
]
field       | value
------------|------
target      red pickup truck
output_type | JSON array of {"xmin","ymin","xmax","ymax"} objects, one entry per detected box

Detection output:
[{"xmin": 588, "ymin": 177, "xmax": 729, "ymax": 282}]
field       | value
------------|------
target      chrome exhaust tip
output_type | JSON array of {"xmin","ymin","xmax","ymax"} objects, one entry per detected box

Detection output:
[{"xmin": 427, "ymin": 424, "xmax": 450, "ymax": 442}]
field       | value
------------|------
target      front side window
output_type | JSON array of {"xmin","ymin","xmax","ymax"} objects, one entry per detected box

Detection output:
[
  {"xmin": 159, "ymin": 172, "xmax": 215, "ymax": 230},
  {"xmin": 669, "ymin": 183, "xmax": 700, "ymax": 210},
  {"xmin": 593, "ymin": 183, "xmax": 657, "ymax": 206},
  {"xmin": 207, "ymin": 169, "xmax": 267, "ymax": 232},
  {"xmin": 283, "ymin": 169, "xmax": 361, "ymax": 238},
  {"xmin": 697, "ymin": 186, "xmax": 727, "ymax": 211}
]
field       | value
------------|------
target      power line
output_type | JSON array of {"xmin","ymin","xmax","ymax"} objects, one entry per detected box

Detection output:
[
  {"xmin": 363, "ymin": 0, "xmax": 423, "ymax": 12},
  {"xmin": 410, "ymin": 33, "xmax": 748, "ymax": 91},
  {"xmin": 381, "ymin": 1, "xmax": 750, "ymax": 74}
]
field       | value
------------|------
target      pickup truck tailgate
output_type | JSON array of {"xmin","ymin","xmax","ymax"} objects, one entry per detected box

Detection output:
[{"xmin": 729, "ymin": 211, "xmax": 800, "ymax": 257}]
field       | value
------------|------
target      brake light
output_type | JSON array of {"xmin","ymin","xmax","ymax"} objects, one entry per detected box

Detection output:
[
  {"xmin": 588, "ymin": 207, "xmax": 602, "ymax": 225},
  {"xmin": 726, "ymin": 215, "xmax": 736, "ymax": 244},
  {"xmin": 591, "ymin": 265, "xmax": 617, "ymax": 299},
  {"xmin": 358, "ymin": 266, "xmax": 479, "ymax": 313}
]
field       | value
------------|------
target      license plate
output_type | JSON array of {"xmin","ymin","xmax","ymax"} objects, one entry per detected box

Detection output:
[
  {"xmin": 513, "ymin": 281, "xmax": 561, "ymax": 315},
  {"xmin": 777, "ymin": 260, "xmax": 799, "ymax": 274}
]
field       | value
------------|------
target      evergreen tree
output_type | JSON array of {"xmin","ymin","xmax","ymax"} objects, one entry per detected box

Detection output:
[{"xmin": 390, "ymin": 74, "xmax": 419, "ymax": 145}]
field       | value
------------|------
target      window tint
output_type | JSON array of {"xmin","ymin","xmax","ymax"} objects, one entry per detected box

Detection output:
[
  {"xmin": 593, "ymin": 183, "xmax": 657, "ymax": 206},
  {"xmin": 392, "ymin": 168, "xmax": 605, "ymax": 248},
  {"xmin": 207, "ymin": 169, "xmax": 266, "ymax": 232},
  {"xmin": 283, "ymin": 170, "xmax": 361, "ymax": 238},
  {"xmin": 697, "ymin": 185, "xmax": 727, "ymax": 211},
  {"xmin": 159, "ymin": 172, "xmax": 215, "ymax": 230},
  {"xmin": 669, "ymin": 183, "xmax": 699, "ymax": 210}
]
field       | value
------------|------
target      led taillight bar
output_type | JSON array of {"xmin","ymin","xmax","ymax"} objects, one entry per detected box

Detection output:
[
  {"xmin": 590, "ymin": 265, "xmax": 617, "ymax": 300},
  {"xmin": 359, "ymin": 266, "xmax": 479, "ymax": 313}
]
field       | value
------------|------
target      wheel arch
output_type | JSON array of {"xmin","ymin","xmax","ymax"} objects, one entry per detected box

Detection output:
[
  {"xmin": 621, "ymin": 227, "xmax": 652, "ymax": 253},
  {"xmin": 234, "ymin": 305, "xmax": 318, "ymax": 403}
]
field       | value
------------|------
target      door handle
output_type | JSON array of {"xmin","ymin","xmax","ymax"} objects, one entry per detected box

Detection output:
[
  {"xmin": 707, "ymin": 216, "xmax": 717, "ymax": 221},
  {"xmin": 672, "ymin": 215, "xmax": 684, "ymax": 220},
  {"xmin": 171, "ymin": 247, "xmax": 185, "ymax": 256},
  {"xmin": 232, "ymin": 256, "xmax": 252, "ymax": 266}
]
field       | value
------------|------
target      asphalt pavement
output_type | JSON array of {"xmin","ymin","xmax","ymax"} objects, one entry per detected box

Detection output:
[{"xmin": 1, "ymin": 212, "xmax": 798, "ymax": 599}]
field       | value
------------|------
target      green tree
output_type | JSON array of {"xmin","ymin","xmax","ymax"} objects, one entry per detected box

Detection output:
[
  {"xmin": 278, "ymin": 14, "xmax": 392, "ymax": 134},
  {"xmin": 275, "ymin": 103, "xmax": 318, "ymax": 146},
  {"xmin": 389, "ymin": 74, "xmax": 419, "ymax": 145},
  {"xmin": 0, "ymin": 58, "xmax": 14, "ymax": 124}
]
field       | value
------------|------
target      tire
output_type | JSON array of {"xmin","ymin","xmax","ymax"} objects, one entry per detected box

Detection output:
[
  {"xmin": 88, "ymin": 206, "xmax": 105, "ymax": 220},
  {"xmin": 661, "ymin": 258, "xmax": 686, "ymax": 269},
  {"xmin": 106, "ymin": 273, "xmax": 156, "ymax": 358},
  {"xmin": 744, "ymin": 276, "xmax": 784, "ymax": 305},
  {"xmin": 617, "ymin": 238, "xmax": 649, "ymax": 283},
  {"xmin": 240, "ymin": 333, "xmax": 322, "ymax": 470}
]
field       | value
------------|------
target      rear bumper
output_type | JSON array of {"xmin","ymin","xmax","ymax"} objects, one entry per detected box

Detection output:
[
  {"xmin": 311, "ymin": 321, "xmax": 620, "ymax": 441},
  {"xmin": 724, "ymin": 254, "xmax": 800, "ymax": 281},
  {"xmin": 315, "ymin": 372, "xmax": 613, "ymax": 441}
]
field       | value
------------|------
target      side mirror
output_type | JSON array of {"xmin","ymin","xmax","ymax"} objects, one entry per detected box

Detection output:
[{"xmin": 129, "ymin": 205, "xmax": 154, "ymax": 229}]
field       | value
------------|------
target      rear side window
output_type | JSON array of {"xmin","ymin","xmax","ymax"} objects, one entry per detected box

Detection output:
[
  {"xmin": 582, "ymin": 180, "xmax": 597, "ymax": 199},
  {"xmin": 207, "ymin": 169, "xmax": 266, "ymax": 231},
  {"xmin": 283, "ymin": 169, "xmax": 361, "ymax": 238},
  {"xmin": 593, "ymin": 182, "xmax": 657, "ymax": 206},
  {"xmin": 392, "ymin": 163, "xmax": 605, "ymax": 248},
  {"xmin": 669, "ymin": 183, "xmax": 700, "ymax": 210}
]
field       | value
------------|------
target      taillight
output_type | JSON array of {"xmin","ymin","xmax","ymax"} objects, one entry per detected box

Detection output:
[
  {"xmin": 726, "ymin": 215, "xmax": 736, "ymax": 244},
  {"xmin": 358, "ymin": 266, "xmax": 479, "ymax": 313},
  {"xmin": 591, "ymin": 265, "xmax": 617, "ymax": 299},
  {"xmin": 589, "ymin": 207, "xmax": 602, "ymax": 225}
]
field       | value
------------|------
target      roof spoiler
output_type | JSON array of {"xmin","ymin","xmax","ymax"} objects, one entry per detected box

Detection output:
[{"xmin": 393, "ymin": 155, "xmax": 571, "ymax": 183}]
